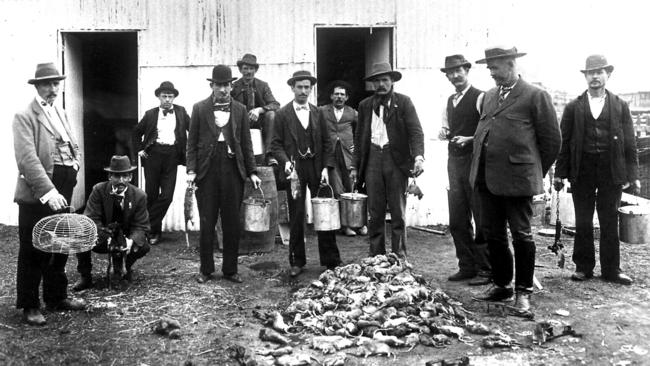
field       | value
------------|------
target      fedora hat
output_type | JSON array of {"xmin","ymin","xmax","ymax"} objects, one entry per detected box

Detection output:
[
  {"xmin": 104, "ymin": 155, "xmax": 136, "ymax": 173},
  {"xmin": 580, "ymin": 54, "xmax": 614, "ymax": 73},
  {"xmin": 287, "ymin": 70, "xmax": 317, "ymax": 86},
  {"xmin": 364, "ymin": 62, "xmax": 402, "ymax": 81},
  {"xmin": 440, "ymin": 54, "xmax": 472, "ymax": 72},
  {"xmin": 476, "ymin": 46, "xmax": 527, "ymax": 64},
  {"xmin": 28, "ymin": 62, "xmax": 66, "ymax": 84},
  {"xmin": 207, "ymin": 65, "xmax": 237, "ymax": 83},
  {"xmin": 154, "ymin": 81, "xmax": 179, "ymax": 97},
  {"xmin": 236, "ymin": 53, "xmax": 259, "ymax": 69}
]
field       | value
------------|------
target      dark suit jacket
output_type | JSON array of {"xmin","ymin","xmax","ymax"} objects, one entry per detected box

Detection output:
[
  {"xmin": 84, "ymin": 182, "xmax": 149, "ymax": 248},
  {"xmin": 269, "ymin": 102, "xmax": 334, "ymax": 174},
  {"xmin": 186, "ymin": 96, "xmax": 256, "ymax": 183},
  {"xmin": 320, "ymin": 104, "xmax": 357, "ymax": 169},
  {"xmin": 469, "ymin": 78, "xmax": 561, "ymax": 196},
  {"xmin": 353, "ymin": 92, "xmax": 424, "ymax": 188},
  {"xmin": 231, "ymin": 78, "xmax": 280, "ymax": 112},
  {"xmin": 133, "ymin": 104, "xmax": 190, "ymax": 165},
  {"xmin": 555, "ymin": 90, "xmax": 638, "ymax": 185}
]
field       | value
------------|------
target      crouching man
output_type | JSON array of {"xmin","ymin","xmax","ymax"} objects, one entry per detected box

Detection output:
[{"xmin": 74, "ymin": 155, "xmax": 150, "ymax": 290}]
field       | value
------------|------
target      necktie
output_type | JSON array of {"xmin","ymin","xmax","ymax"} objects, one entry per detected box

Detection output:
[
  {"xmin": 214, "ymin": 103, "xmax": 231, "ymax": 112},
  {"xmin": 163, "ymin": 109, "xmax": 174, "ymax": 116},
  {"xmin": 498, "ymin": 86, "xmax": 513, "ymax": 106}
]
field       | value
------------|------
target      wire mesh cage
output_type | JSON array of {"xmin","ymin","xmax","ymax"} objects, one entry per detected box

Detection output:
[{"xmin": 32, "ymin": 213, "xmax": 98, "ymax": 254}]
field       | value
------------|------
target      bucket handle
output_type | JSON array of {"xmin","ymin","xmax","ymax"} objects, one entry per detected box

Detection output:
[
  {"xmin": 252, "ymin": 186, "xmax": 265, "ymax": 201},
  {"xmin": 315, "ymin": 184, "xmax": 334, "ymax": 198}
]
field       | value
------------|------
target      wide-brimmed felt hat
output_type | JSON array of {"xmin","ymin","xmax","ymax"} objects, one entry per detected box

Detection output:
[
  {"xmin": 364, "ymin": 62, "xmax": 402, "ymax": 81},
  {"xmin": 580, "ymin": 54, "xmax": 614, "ymax": 73},
  {"xmin": 104, "ymin": 155, "xmax": 136, "ymax": 173},
  {"xmin": 328, "ymin": 80, "xmax": 353, "ymax": 94},
  {"xmin": 207, "ymin": 65, "xmax": 237, "ymax": 83},
  {"xmin": 287, "ymin": 70, "xmax": 317, "ymax": 86},
  {"xmin": 476, "ymin": 46, "xmax": 527, "ymax": 64},
  {"xmin": 154, "ymin": 81, "xmax": 179, "ymax": 97},
  {"xmin": 236, "ymin": 53, "xmax": 259, "ymax": 69},
  {"xmin": 440, "ymin": 54, "xmax": 472, "ymax": 72},
  {"xmin": 28, "ymin": 62, "xmax": 66, "ymax": 84}
]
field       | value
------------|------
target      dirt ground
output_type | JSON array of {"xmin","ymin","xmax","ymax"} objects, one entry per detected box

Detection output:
[{"xmin": 0, "ymin": 221, "xmax": 649, "ymax": 366}]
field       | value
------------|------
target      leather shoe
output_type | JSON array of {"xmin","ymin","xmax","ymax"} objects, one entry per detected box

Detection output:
[
  {"xmin": 47, "ymin": 298, "xmax": 87, "ymax": 311},
  {"xmin": 514, "ymin": 292, "xmax": 531, "ymax": 312},
  {"xmin": 149, "ymin": 233, "xmax": 161, "ymax": 245},
  {"xmin": 603, "ymin": 273, "xmax": 633, "ymax": 285},
  {"xmin": 344, "ymin": 227, "xmax": 357, "ymax": 237},
  {"xmin": 23, "ymin": 308, "xmax": 46, "ymax": 326},
  {"xmin": 474, "ymin": 286, "xmax": 514, "ymax": 301},
  {"xmin": 223, "ymin": 273, "xmax": 243, "ymax": 283},
  {"xmin": 72, "ymin": 276, "xmax": 94, "ymax": 292},
  {"xmin": 196, "ymin": 273, "xmax": 213, "ymax": 283},
  {"xmin": 468, "ymin": 276, "xmax": 492, "ymax": 286},
  {"xmin": 571, "ymin": 271, "xmax": 593, "ymax": 281},
  {"xmin": 357, "ymin": 226, "xmax": 368, "ymax": 236},
  {"xmin": 448, "ymin": 271, "xmax": 477, "ymax": 281},
  {"xmin": 289, "ymin": 266, "xmax": 303, "ymax": 277}
]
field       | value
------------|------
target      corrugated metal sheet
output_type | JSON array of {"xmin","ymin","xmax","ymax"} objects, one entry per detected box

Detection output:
[{"xmin": 62, "ymin": 0, "xmax": 147, "ymax": 30}]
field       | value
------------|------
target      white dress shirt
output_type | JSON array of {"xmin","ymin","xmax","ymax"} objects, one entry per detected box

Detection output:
[
  {"xmin": 293, "ymin": 101, "xmax": 310, "ymax": 129},
  {"xmin": 334, "ymin": 106, "xmax": 344, "ymax": 122},
  {"xmin": 587, "ymin": 93, "xmax": 607, "ymax": 119},
  {"xmin": 36, "ymin": 95, "xmax": 71, "ymax": 142},
  {"xmin": 156, "ymin": 108, "xmax": 176, "ymax": 145},
  {"xmin": 214, "ymin": 110, "xmax": 230, "ymax": 141},
  {"xmin": 371, "ymin": 103, "xmax": 390, "ymax": 147},
  {"xmin": 441, "ymin": 84, "xmax": 485, "ymax": 130}
]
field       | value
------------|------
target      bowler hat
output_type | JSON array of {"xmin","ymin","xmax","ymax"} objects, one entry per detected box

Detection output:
[
  {"xmin": 287, "ymin": 70, "xmax": 318, "ymax": 86},
  {"xmin": 28, "ymin": 62, "xmax": 66, "ymax": 84},
  {"xmin": 363, "ymin": 62, "xmax": 402, "ymax": 81},
  {"xmin": 104, "ymin": 155, "xmax": 136, "ymax": 173},
  {"xmin": 236, "ymin": 53, "xmax": 259, "ymax": 69},
  {"xmin": 580, "ymin": 54, "xmax": 614, "ymax": 73},
  {"xmin": 207, "ymin": 65, "xmax": 237, "ymax": 83},
  {"xmin": 154, "ymin": 81, "xmax": 179, "ymax": 97},
  {"xmin": 440, "ymin": 54, "xmax": 472, "ymax": 72},
  {"xmin": 476, "ymin": 46, "xmax": 527, "ymax": 64}
]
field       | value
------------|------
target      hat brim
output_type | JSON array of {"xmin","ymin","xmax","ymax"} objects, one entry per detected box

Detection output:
[
  {"xmin": 476, "ymin": 52, "xmax": 527, "ymax": 64},
  {"xmin": 237, "ymin": 61, "xmax": 259, "ymax": 69},
  {"xmin": 287, "ymin": 76, "xmax": 318, "ymax": 86},
  {"xmin": 104, "ymin": 166, "xmax": 137, "ymax": 173},
  {"xmin": 206, "ymin": 77, "xmax": 237, "ymax": 83},
  {"xmin": 28, "ymin": 75, "xmax": 67, "ymax": 85},
  {"xmin": 155, "ymin": 87, "xmax": 179, "ymax": 97},
  {"xmin": 440, "ymin": 62, "xmax": 472, "ymax": 72},
  {"xmin": 580, "ymin": 65, "xmax": 614, "ymax": 73},
  {"xmin": 363, "ymin": 70, "xmax": 402, "ymax": 82}
]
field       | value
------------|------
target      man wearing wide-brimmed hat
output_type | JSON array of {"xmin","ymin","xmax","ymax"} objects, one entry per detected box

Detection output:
[
  {"xmin": 187, "ymin": 65, "xmax": 261, "ymax": 284},
  {"xmin": 554, "ymin": 55, "xmax": 639, "ymax": 286},
  {"xmin": 269, "ymin": 70, "xmax": 342, "ymax": 277},
  {"xmin": 438, "ymin": 54, "xmax": 491, "ymax": 286},
  {"xmin": 13, "ymin": 62, "xmax": 86, "ymax": 325},
  {"xmin": 132, "ymin": 81, "xmax": 190, "ymax": 246},
  {"xmin": 469, "ymin": 47, "xmax": 561, "ymax": 312},
  {"xmin": 351, "ymin": 62, "xmax": 424, "ymax": 259},
  {"xmin": 231, "ymin": 53, "xmax": 280, "ymax": 165}
]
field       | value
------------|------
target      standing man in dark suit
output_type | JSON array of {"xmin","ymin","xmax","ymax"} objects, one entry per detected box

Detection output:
[
  {"xmin": 554, "ymin": 55, "xmax": 639, "ymax": 285},
  {"xmin": 13, "ymin": 63, "xmax": 86, "ymax": 325},
  {"xmin": 351, "ymin": 63, "xmax": 424, "ymax": 258},
  {"xmin": 231, "ymin": 53, "xmax": 280, "ymax": 165},
  {"xmin": 438, "ymin": 54, "xmax": 491, "ymax": 285},
  {"xmin": 133, "ymin": 81, "xmax": 189, "ymax": 246},
  {"xmin": 320, "ymin": 80, "xmax": 367, "ymax": 237},
  {"xmin": 470, "ymin": 47, "xmax": 561, "ymax": 312},
  {"xmin": 269, "ymin": 70, "xmax": 342, "ymax": 277},
  {"xmin": 187, "ymin": 65, "xmax": 261, "ymax": 284}
]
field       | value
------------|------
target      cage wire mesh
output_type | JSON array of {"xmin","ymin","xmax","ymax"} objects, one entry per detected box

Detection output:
[{"xmin": 32, "ymin": 213, "xmax": 97, "ymax": 254}]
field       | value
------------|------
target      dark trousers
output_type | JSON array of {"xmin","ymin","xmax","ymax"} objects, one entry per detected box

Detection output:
[
  {"xmin": 366, "ymin": 144, "xmax": 408, "ymax": 257},
  {"xmin": 76, "ymin": 234, "xmax": 150, "ymax": 277},
  {"xmin": 16, "ymin": 165, "xmax": 77, "ymax": 309},
  {"xmin": 250, "ymin": 111, "xmax": 276, "ymax": 156},
  {"xmin": 287, "ymin": 158, "xmax": 340, "ymax": 268},
  {"xmin": 144, "ymin": 144, "xmax": 178, "ymax": 234},
  {"xmin": 571, "ymin": 152, "xmax": 622, "ymax": 277},
  {"xmin": 478, "ymin": 182, "xmax": 535, "ymax": 292},
  {"xmin": 447, "ymin": 154, "xmax": 490, "ymax": 274},
  {"xmin": 196, "ymin": 143, "xmax": 243, "ymax": 276},
  {"xmin": 330, "ymin": 142, "xmax": 353, "ymax": 198}
]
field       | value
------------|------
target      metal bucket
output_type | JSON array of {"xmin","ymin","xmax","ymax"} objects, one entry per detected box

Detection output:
[
  {"xmin": 242, "ymin": 187, "xmax": 271, "ymax": 232},
  {"xmin": 311, "ymin": 184, "xmax": 340, "ymax": 231},
  {"xmin": 618, "ymin": 205, "xmax": 650, "ymax": 244},
  {"xmin": 340, "ymin": 192, "xmax": 368, "ymax": 228}
]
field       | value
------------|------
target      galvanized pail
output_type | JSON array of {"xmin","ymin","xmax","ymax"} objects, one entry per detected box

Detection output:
[
  {"xmin": 311, "ymin": 184, "xmax": 340, "ymax": 231},
  {"xmin": 340, "ymin": 192, "xmax": 368, "ymax": 228},
  {"xmin": 242, "ymin": 187, "xmax": 271, "ymax": 232},
  {"xmin": 618, "ymin": 205, "xmax": 650, "ymax": 244}
]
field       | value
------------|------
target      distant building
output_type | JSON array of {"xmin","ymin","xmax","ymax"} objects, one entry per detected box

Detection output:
[{"xmin": 620, "ymin": 91, "xmax": 650, "ymax": 109}]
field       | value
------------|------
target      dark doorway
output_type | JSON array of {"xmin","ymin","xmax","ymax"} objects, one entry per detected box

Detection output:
[
  {"xmin": 63, "ymin": 32, "xmax": 138, "ymax": 207},
  {"xmin": 316, "ymin": 27, "xmax": 394, "ymax": 108}
]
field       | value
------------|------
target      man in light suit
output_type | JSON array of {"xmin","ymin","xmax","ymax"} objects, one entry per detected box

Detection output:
[
  {"xmin": 13, "ymin": 63, "xmax": 86, "ymax": 325},
  {"xmin": 554, "ymin": 55, "xmax": 639, "ymax": 285},
  {"xmin": 187, "ymin": 65, "xmax": 261, "ymax": 284},
  {"xmin": 470, "ymin": 47, "xmax": 561, "ymax": 312}
]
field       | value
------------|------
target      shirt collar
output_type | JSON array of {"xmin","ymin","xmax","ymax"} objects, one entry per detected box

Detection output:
[
  {"xmin": 110, "ymin": 186, "xmax": 128, "ymax": 196},
  {"xmin": 456, "ymin": 84, "xmax": 472, "ymax": 96},
  {"xmin": 35, "ymin": 95, "xmax": 52, "ymax": 108},
  {"xmin": 587, "ymin": 92, "xmax": 607, "ymax": 101},
  {"xmin": 293, "ymin": 101, "xmax": 309, "ymax": 111}
]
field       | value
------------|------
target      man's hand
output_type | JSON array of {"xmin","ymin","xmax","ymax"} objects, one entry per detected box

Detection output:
[
  {"xmin": 623, "ymin": 179, "xmax": 642, "ymax": 195},
  {"xmin": 138, "ymin": 150, "xmax": 148, "ymax": 159},
  {"xmin": 250, "ymin": 173, "xmax": 262, "ymax": 189},
  {"xmin": 284, "ymin": 161, "xmax": 293, "ymax": 175},
  {"xmin": 46, "ymin": 193, "xmax": 68, "ymax": 212},
  {"xmin": 248, "ymin": 107, "xmax": 263, "ymax": 122},
  {"xmin": 412, "ymin": 159, "xmax": 424, "ymax": 177},
  {"xmin": 553, "ymin": 177, "xmax": 564, "ymax": 192},
  {"xmin": 438, "ymin": 127, "xmax": 450, "ymax": 140},
  {"xmin": 123, "ymin": 237, "xmax": 133, "ymax": 254},
  {"xmin": 349, "ymin": 168, "xmax": 358, "ymax": 183},
  {"xmin": 450, "ymin": 135, "xmax": 472, "ymax": 148},
  {"xmin": 320, "ymin": 168, "xmax": 329, "ymax": 186}
]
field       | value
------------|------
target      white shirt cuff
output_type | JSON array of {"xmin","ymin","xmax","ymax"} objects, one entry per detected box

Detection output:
[{"xmin": 40, "ymin": 188, "xmax": 59, "ymax": 204}]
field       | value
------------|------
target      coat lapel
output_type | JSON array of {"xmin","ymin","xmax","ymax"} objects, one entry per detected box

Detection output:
[
  {"xmin": 309, "ymin": 104, "xmax": 319, "ymax": 143},
  {"xmin": 287, "ymin": 107, "xmax": 299, "ymax": 144},
  {"xmin": 54, "ymin": 106, "xmax": 77, "ymax": 148},
  {"xmin": 229, "ymin": 100, "xmax": 239, "ymax": 137},
  {"xmin": 32, "ymin": 100, "xmax": 56, "ymax": 136},
  {"xmin": 492, "ymin": 80, "xmax": 523, "ymax": 115},
  {"xmin": 103, "ymin": 184, "xmax": 114, "ymax": 223},
  {"xmin": 201, "ymin": 96, "xmax": 218, "ymax": 139}
]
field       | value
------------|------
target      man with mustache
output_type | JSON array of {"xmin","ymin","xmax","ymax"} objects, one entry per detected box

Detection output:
[
  {"xmin": 13, "ymin": 63, "xmax": 86, "ymax": 325},
  {"xmin": 470, "ymin": 47, "xmax": 561, "ymax": 312},
  {"xmin": 187, "ymin": 65, "xmax": 261, "ymax": 284},
  {"xmin": 231, "ymin": 54, "xmax": 280, "ymax": 165},
  {"xmin": 554, "ymin": 55, "xmax": 639, "ymax": 286},
  {"xmin": 438, "ymin": 55, "xmax": 491, "ymax": 286},
  {"xmin": 351, "ymin": 63, "xmax": 424, "ymax": 258},
  {"xmin": 269, "ymin": 70, "xmax": 342, "ymax": 277}
]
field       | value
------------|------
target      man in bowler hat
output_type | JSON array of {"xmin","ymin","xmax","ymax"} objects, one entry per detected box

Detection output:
[
  {"xmin": 187, "ymin": 65, "xmax": 261, "ymax": 284},
  {"xmin": 554, "ymin": 55, "xmax": 639, "ymax": 285},
  {"xmin": 13, "ymin": 62, "xmax": 86, "ymax": 325},
  {"xmin": 351, "ymin": 62, "xmax": 425, "ymax": 258}
]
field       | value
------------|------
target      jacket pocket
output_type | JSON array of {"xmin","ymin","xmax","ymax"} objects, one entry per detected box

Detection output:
[
  {"xmin": 509, "ymin": 153, "xmax": 534, "ymax": 164},
  {"xmin": 505, "ymin": 113, "xmax": 531, "ymax": 123}
]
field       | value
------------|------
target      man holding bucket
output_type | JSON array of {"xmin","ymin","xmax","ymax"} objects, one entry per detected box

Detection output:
[
  {"xmin": 554, "ymin": 55, "xmax": 639, "ymax": 285},
  {"xmin": 187, "ymin": 65, "xmax": 261, "ymax": 284},
  {"xmin": 269, "ymin": 70, "xmax": 342, "ymax": 277}
]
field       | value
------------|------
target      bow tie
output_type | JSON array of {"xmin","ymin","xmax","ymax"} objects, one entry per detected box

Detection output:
[
  {"xmin": 40, "ymin": 101, "xmax": 50, "ymax": 107},
  {"xmin": 162, "ymin": 108, "xmax": 174, "ymax": 116},
  {"xmin": 295, "ymin": 105, "xmax": 309, "ymax": 111},
  {"xmin": 213, "ymin": 103, "xmax": 231, "ymax": 112}
]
